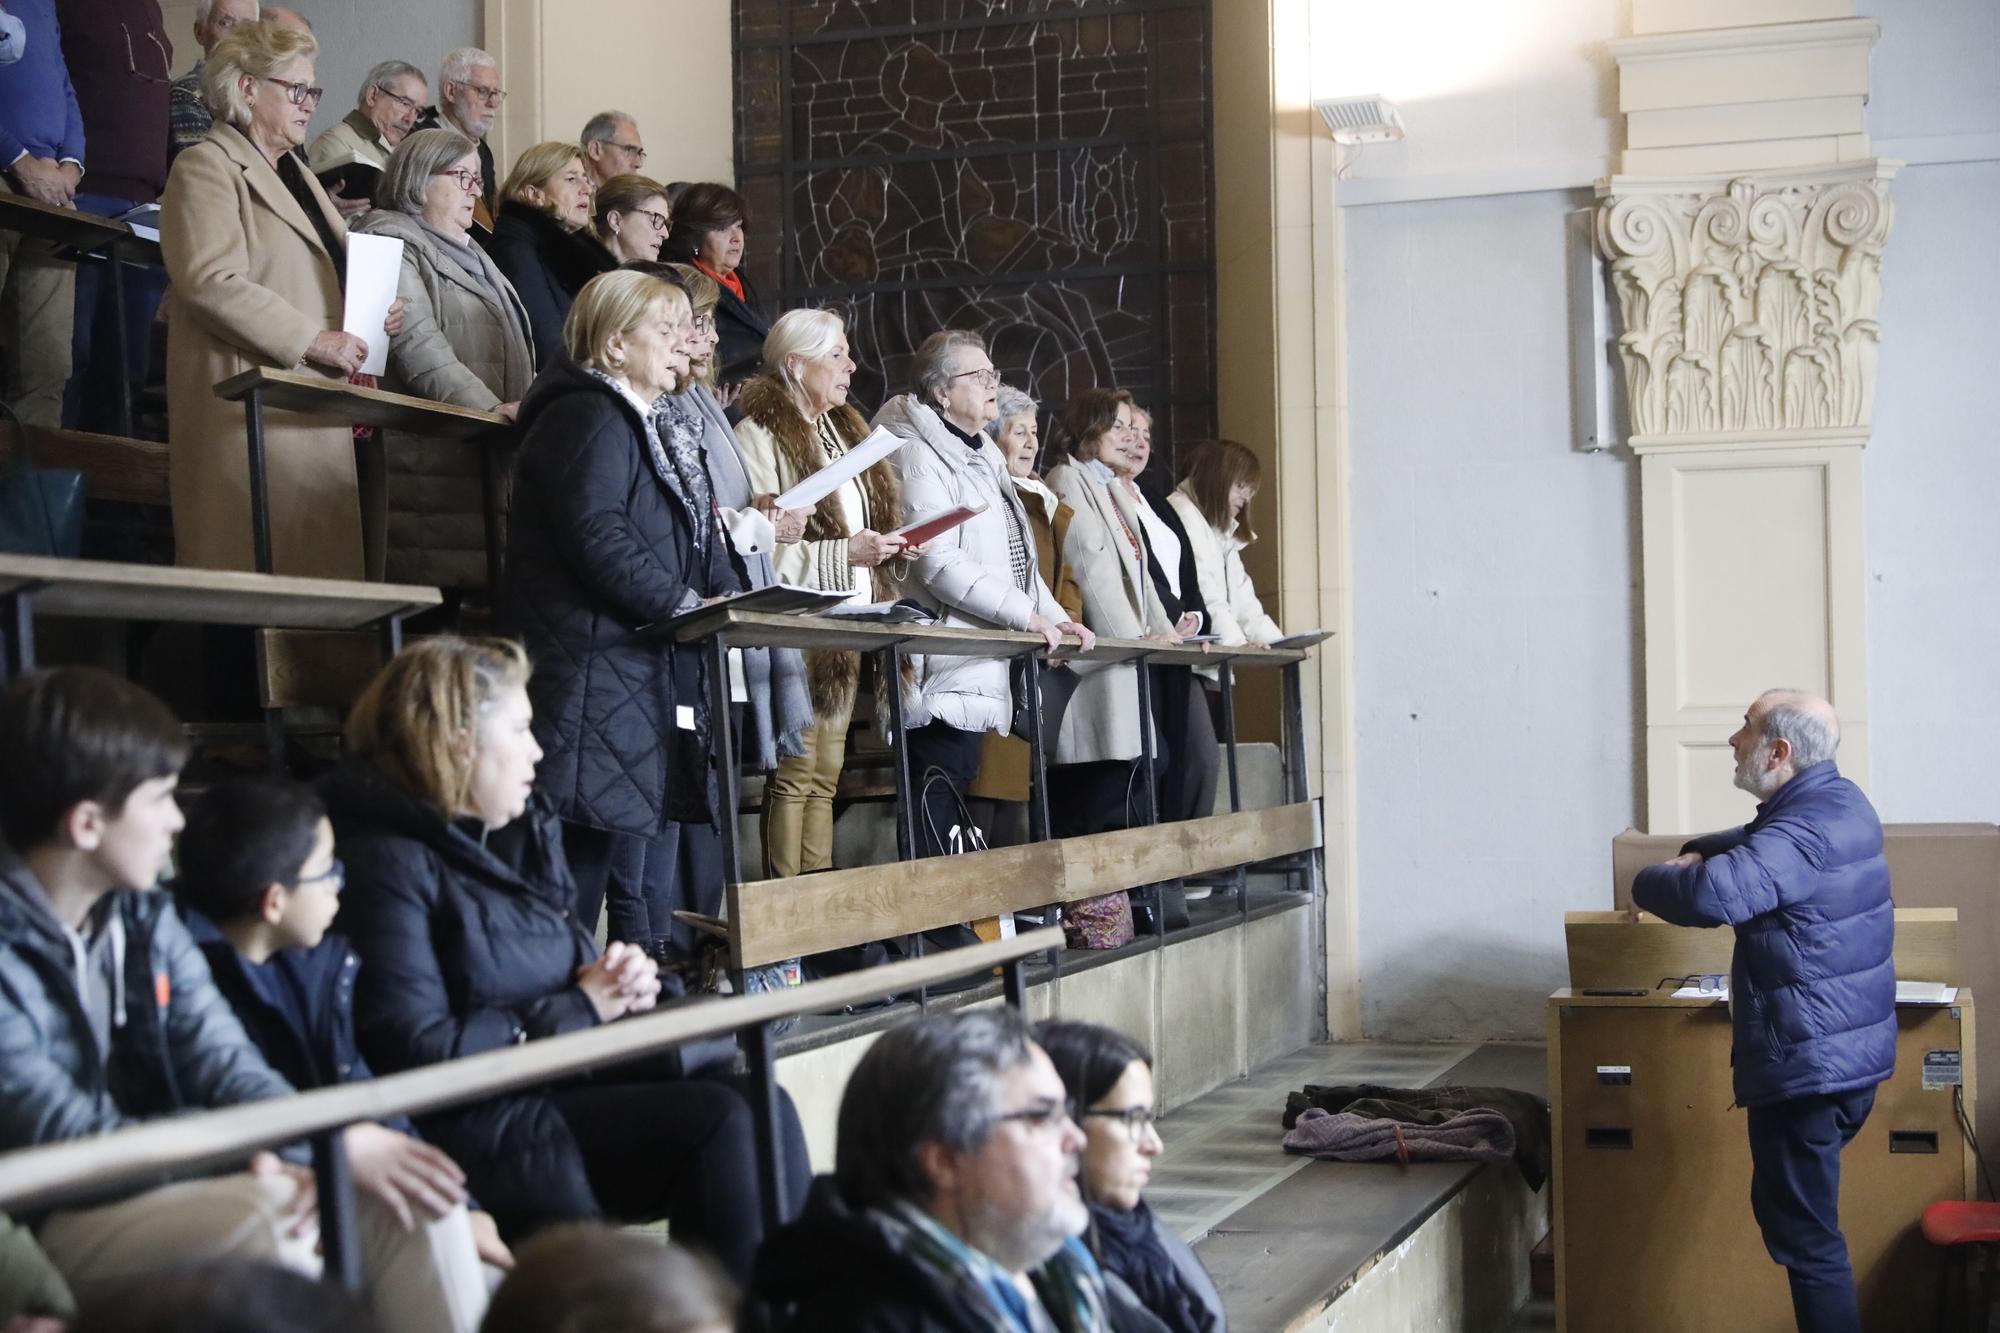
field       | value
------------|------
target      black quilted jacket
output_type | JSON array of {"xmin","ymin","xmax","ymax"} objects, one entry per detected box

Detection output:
[{"xmin": 500, "ymin": 358, "xmax": 739, "ymax": 838}]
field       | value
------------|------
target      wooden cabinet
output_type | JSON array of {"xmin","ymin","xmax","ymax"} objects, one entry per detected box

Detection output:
[{"xmin": 1548, "ymin": 992, "xmax": 1975, "ymax": 1332}]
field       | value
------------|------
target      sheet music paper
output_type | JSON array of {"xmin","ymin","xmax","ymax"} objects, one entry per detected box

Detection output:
[
  {"xmin": 773, "ymin": 427, "xmax": 903, "ymax": 511},
  {"xmin": 342, "ymin": 232, "xmax": 404, "ymax": 376}
]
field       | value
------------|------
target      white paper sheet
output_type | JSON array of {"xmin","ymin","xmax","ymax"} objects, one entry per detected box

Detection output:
[
  {"xmin": 342, "ymin": 232, "xmax": 403, "ymax": 376},
  {"xmin": 773, "ymin": 426, "xmax": 903, "ymax": 511},
  {"xmin": 1897, "ymin": 981, "xmax": 1957, "ymax": 1005}
]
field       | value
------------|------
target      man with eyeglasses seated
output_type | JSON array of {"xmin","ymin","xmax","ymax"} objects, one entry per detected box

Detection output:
[
  {"xmin": 580, "ymin": 110, "xmax": 646, "ymax": 191},
  {"xmin": 306, "ymin": 58, "xmax": 429, "ymax": 217},
  {"xmin": 756, "ymin": 1008, "xmax": 1114, "ymax": 1332},
  {"xmin": 417, "ymin": 46, "xmax": 503, "ymax": 233}
]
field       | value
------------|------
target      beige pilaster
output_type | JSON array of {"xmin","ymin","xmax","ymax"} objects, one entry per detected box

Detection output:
[
  {"xmin": 1601, "ymin": 0, "xmax": 1895, "ymax": 830},
  {"xmin": 1213, "ymin": 0, "xmax": 1359, "ymax": 1038}
]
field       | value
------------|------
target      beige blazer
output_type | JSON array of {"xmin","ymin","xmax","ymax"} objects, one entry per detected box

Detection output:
[
  {"xmin": 162, "ymin": 125, "xmax": 362, "ymax": 578},
  {"xmin": 1046, "ymin": 457, "xmax": 1171, "ymax": 765}
]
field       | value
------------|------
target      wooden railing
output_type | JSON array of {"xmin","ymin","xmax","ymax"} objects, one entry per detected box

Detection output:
[{"xmin": 0, "ymin": 929, "xmax": 1060, "ymax": 1291}]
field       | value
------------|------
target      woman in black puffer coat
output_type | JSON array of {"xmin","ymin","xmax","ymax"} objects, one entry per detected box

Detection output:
[
  {"xmin": 499, "ymin": 269, "xmax": 741, "ymax": 961},
  {"xmin": 326, "ymin": 634, "xmax": 809, "ymax": 1278}
]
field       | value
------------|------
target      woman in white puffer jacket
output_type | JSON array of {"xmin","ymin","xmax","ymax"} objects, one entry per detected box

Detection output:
[{"xmin": 1166, "ymin": 439, "xmax": 1284, "ymax": 651}]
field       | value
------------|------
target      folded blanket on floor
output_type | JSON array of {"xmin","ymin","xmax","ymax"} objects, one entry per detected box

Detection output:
[
  {"xmin": 1281, "ymin": 1104, "xmax": 1517, "ymax": 1170},
  {"xmin": 1281, "ymin": 1083, "xmax": 1552, "ymax": 1190}
]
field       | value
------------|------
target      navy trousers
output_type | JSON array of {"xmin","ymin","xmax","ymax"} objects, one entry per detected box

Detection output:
[{"xmin": 1746, "ymin": 1085, "xmax": 1878, "ymax": 1333}]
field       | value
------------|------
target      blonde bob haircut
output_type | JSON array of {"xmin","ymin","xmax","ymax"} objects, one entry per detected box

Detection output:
[
  {"xmin": 501, "ymin": 141, "xmax": 587, "ymax": 212},
  {"xmin": 667, "ymin": 262, "xmax": 721, "ymax": 318},
  {"xmin": 203, "ymin": 20, "xmax": 318, "ymax": 128},
  {"xmin": 344, "ymin": 636, "xmax": 532, "ymax": 817},
  {"xmin": 563, "ymin": 270, "xmax": 690, "ymax": 373}
]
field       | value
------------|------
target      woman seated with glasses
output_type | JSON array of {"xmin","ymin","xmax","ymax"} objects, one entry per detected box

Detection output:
[
  {"xmin": 488, "ymin": 141, "xmax": 615, "ymax": 367},
  {"xmin": 160, "ymin": 18, "xmax": 402, "ymax": 580},
  {"xmin": 350, "ymin": 127, "xmax": 534, "ymax": 588},
  {"xmin": 1034, "ymin": 1021, "xmax": 1227, "ymax": 1333},
  {"xmin": 594, "ymin": 174, "xmax": 672, "ymax": 265}
]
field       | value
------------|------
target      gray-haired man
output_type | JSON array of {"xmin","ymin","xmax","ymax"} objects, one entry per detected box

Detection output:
[
  {"xmin": 580, "ymin": 110, "xmax": 645, "ymax": 189},
  {"xmin": 416, "ymin": 47, "xmax": 501, "ymax": 227},
  {"xmin": 1633, "ymin": 689, "xmax": 1893, "ymax": 1333},
  {"xmin": 307, "ymin": 60, "xmax": 428, "ymax": 215},
  {"xmin": 755, "ymin": 1008, "xmax": 1112, "ymax": 1332}
]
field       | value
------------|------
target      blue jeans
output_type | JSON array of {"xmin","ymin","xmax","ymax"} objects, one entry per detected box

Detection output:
[
  {"xmin": 1747, "ymin": 1086, "xmax": 1878, "ymax": 1333},
  {"xmin": 64, "ymin": 191, "xmax": 168, "ymax": 433}
]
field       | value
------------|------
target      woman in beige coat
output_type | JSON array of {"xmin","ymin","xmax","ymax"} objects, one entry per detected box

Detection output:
[
  {"xmin": 353, "ymin": 128, "xmax": 535, "ymax": 588},
  {"xmin": 1045, "ymin": 387, "xmax": 1183, "ymax": 836},
  {"xmin": 161, "ymin": 21, "xmax": 401, "ymax": 580},
  {"xmin": 731, "ymin": 308, "xmax": 906, "ymax": 879}
]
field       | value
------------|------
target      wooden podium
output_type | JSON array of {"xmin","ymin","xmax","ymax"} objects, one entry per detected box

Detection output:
[{"xmin": 1549, "ymin": 911, "xmax": 1975, "ymax": 1332}]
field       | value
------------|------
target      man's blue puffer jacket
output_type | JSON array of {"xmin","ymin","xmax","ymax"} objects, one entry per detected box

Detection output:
[{"xmin": 1632, "ymin": 761, "xmax": 1895, "ymax": 1107}]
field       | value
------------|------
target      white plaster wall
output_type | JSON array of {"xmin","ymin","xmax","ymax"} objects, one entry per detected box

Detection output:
[
  {"xmin": 1345, "ymin": 188, "xmax": 1641, "ymax": 1041},
  {"xmin": 1862, "ymin": 158, "xmax": 2000, "ymax": 821},
  {"xmin": 162, "ymin": 0, "xmax": 480, "ymax": 138}
]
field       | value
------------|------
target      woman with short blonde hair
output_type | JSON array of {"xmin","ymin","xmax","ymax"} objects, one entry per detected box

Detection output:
[
  {"xmin": 733, "ymin": 308, "xmax": 906, "ymax": 879},
  {"xmin": 327, "ymin": 635, "xmax": 811, "ymax": 1279},
  {"xmin": 489, "ymin": 142, "xmax": 614, "ymax": 366},
  {"xmin": 501, "ymin": 270, "xmax": 731, "ymax": 965},
  {"xmin": 162, "ymin": 18, "xmax": 403, "ymax": 578}
]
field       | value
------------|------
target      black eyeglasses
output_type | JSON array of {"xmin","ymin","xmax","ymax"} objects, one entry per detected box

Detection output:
[
  {"xmin": 1082, "ymin": 1105, "xmax": 1159, "ymax": 1143},
  {"xmin": 630, "ymin": 208, "xmax": 670, "ymax": 232},
  {"xmin": 990, "ymin": 1097, "xmax": 1078, "ymax": 1133},
  {"xmin": 122, "ymin": 24, "xmax": 171, "ymax": 84},
  {"xmin": 293, "ymin": 859, "xmax": 346, "ymax": 894},
  {"xmin": 263, "ymin": 75, "xmax": 324, "ymax": 107},
  {"xmin": 465, "ymin": 81, "xmax": 507, "ymax": 105},
  {"xmin": 435, "ymin": 167, "xmax": 482, "ymax": 194},
  {"xmin": 374, "ymin": 85, "xmax": 422, "ymax": 114}
]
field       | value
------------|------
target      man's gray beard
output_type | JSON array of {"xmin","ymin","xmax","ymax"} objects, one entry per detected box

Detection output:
[
  {"xmin": 961, "ymin": 1189, "xmax": 1089, "ymax": 1275},
  {"xmin": 1733, "ymin": 746, "xmax": 1782, "ymax": 800}
]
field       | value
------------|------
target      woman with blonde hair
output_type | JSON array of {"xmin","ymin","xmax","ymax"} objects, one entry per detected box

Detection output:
[
  {"xmin": 593, "ymin": 174, "xmax": 672, "ymax": 265},
  {"xmin": 732, "ymin": 308, "xmax": 906, "ymax": 879},
  {"xmin": 500, "ymin": 271, "xmax": 736, "ymax": 965},
  {"xmin": 160, "ymin": 18, "xmax": 404, "ymax": 578},
  {"xmin": 328, "ymin": 635, "xmax": 809, "ymax": 1276},
  {"xmin": 487, "ymin": 140, "xmax": 613, "ymax": 365}
]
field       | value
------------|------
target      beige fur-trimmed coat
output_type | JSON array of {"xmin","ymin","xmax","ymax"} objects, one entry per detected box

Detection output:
[{"xmin": 731, "ymin": 375, "xmax": 902, "ymax": 724}]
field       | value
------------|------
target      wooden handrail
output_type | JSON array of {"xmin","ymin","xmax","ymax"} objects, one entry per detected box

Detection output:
[
  {"xmin": 0, "ymin": 928, "xmax": 1063, "ymax": 1215},
  {"xmin": 672, "ymin": 607, "xmax": 1314, "ymax": 667},
  {"xmin": 0, "ymin": 554, "xmax": 440, "ymax": 630},
  {"xmin": 0, "ymin": 194, "xmax": 139, "ymax": 256},
  {"xmin": 0, "ymin": 425, "xmax": 170, "ymax": 507},
  {"xmin": 214, "ymin": 368, "xmax": 510, "ymax": 441},
  {"xmin": 729, "ymin": 804, "xmax": 1322, "ymax": 968}
]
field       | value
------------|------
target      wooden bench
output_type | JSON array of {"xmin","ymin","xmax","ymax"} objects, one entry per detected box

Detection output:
[
  {"xmin": 0, "ymin": 422, "xmax": 170, "ymax": 508},
  {"xmin": 213, "ymin": 369, "xmax": 513, "ymax": 586},
  {"xmin": 0, "ymin": 195, "xmax": 159, "ymax": 435}
]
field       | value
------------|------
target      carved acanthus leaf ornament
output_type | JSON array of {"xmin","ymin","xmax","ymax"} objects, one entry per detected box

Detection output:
[{"xmin": 1596, "ymin": 167, "xmax": 1895, "ymax": 441}]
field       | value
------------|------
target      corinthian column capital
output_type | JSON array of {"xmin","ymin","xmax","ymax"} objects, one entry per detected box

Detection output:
[{"xmin": 1596, "ymin": 160, "xmax": 1898, "ymax": 452}]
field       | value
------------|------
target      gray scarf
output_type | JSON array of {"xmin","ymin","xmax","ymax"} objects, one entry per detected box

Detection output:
[{"xmin": 683, "ymin": 385, "xmax": 812, "ymax": 769}]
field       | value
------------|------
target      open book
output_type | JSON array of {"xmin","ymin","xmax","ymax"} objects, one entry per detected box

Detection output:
[{"xmin": 889, "ymin": 501, "xmax": 987, "ymax": 546}]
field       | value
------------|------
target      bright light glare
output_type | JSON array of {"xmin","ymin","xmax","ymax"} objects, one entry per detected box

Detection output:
[{"xmin": 1309, "ymin": 0, "xmax": 1566, "ymax": 101}]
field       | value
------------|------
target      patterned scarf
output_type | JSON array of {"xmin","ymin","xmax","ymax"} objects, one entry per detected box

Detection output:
[
  {"xmin": 890, "ymin": 1203, "xmax": 1111, "ymax": 1333},
  {"xmin": 653, "ymin": 390, "xmax": 717, "ymax": 571}
]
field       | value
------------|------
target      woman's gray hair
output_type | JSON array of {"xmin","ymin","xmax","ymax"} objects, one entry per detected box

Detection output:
[
  {"xmin": 834, "ymin": 1009, "xmax": 1038, "ymax": 1211},
  {"xmin": 361, "ymin": 59, "xmax": 424, "ymax": 108},
  {"xmin": 376, "ymin": 127, "xmax": 477, "ymax": 216},
  {"xmin": 987, "ymin": 384, "xmax": 1037, "ymax": 438},
  {"xmin": 762, "ymin": 307, "xmax": 848, "ymax": 382},
  {"xmin": 911, "ymin": 329, "xmax": 987, "ymax": 405}
]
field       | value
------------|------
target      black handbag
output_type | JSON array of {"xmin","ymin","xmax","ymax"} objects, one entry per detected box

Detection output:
[
  {"xmin": 0, "ymin": 400, "xmax": 84, "ymax": 557},
  {"xmin": 1010, "ymin": 656, "xmax": 1080, "ymax": 750}
]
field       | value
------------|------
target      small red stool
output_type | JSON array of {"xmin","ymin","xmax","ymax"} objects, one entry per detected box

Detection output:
[{"xmin": 1923, "ymin": 1201, "xmax": 2000, "ymax": 1331}]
